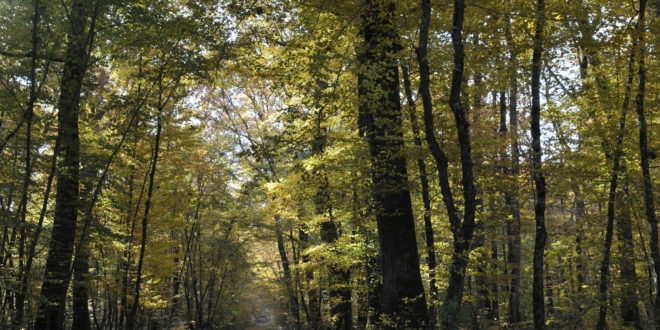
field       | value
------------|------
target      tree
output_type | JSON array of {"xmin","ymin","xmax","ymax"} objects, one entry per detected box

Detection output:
[
  {"xmin": 36, "ymin": 0, "xmax": 101, "ymax": 328},
  {"xmin": 358, "ymin": 0, "xmax": 428, "ymax": 327}
]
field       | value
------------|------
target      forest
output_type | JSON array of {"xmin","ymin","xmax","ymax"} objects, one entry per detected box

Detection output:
[{"xmin": 0, "ymin": 0, "xmax": 658, "ymax": 329}]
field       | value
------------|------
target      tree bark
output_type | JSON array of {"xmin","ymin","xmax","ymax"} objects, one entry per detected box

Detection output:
[
  {"xmin": 632, "ymin": 0, "xmax": 660, "ymax": 326},
  {"xmin": 401, "ymin": 64, "xmax": 439, "ymax": 326},
  {"xmin": 36, "ymin": 0, "xmax": 97, "ymax": 328},
  {"xmin": 126, "ymin": 104, "xmax": 162, "ymax": 330},
  {"xmin": 504, "ymin": 3, "xmax": 522, "ymax": 324},
  {"xmin": 311, "ymin": 108, "xmax": 352, "ymax": 330},
  {"xmin": 415, "ymin": 0, "xmax": 476, "ymax": 327},
  {"xmin": 616, "ymin": 179, "xmax": 640, "ymax": 327},
  {"xmin": 595, "ymin": 30, "xmax": 636, "ymax": 330},
  {"xmin": 277, "ymin": 228, "xmax": 300, "ymax": 329},
  {"xmin": 13, "ymin": 0, "xmax": 40, "ymax": 325},
  {"xmin": 358, "ymin": 0, "xmax": 428, "ymax": 327},
  {"xmin": 530, "ymin": 0, "xmax": 547, "ymax": 328}
]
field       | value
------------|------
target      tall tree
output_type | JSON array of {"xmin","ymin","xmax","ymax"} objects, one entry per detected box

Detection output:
[
  {"xmin": 530, "ymin": 0, "xmax": 548, "ymax": 328},
  {"xmin": 504, "ymin": 1, "xmax": 522, "ymax": 323},
  {"xmin": 13, "ymin": 0, "xmax": 41, "ymax": 325},
  {"xmin": 416, "ymin": 0, "xmax": 477, "ymax": 326},
  {"xmin": 402, "ymin": 64, "xmax": 439, "ymax": 325},
  {"xmin": 35, "ymin": 0, "xmax": 100, "ymax": 328},
  {"xmin": 126, "ymin": 77, "xmax": 165, "ymax": 330},
  {"xmin": 596, "ymin": 29, "xmax": 637, "ymax": 330},
  {"xmin": 358, "ymin": 0, "xmax": 428, "ymax": 327},
  {"xmin": 632, "ymin": 0, "xmax": 660, "ymax": 325}
]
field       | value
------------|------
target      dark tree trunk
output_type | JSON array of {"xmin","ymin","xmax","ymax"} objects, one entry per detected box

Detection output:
[
  {"xmin": 312, "ymin": 111, "xmax": 352, "ymax": 330},
  {"xmin": 298, "ymin": 226, "xmax": 320, "ymax": 329},
  {"xmin": 358, "ymin": 1, "xmax": 428, "ymax": 327},
  {"xmin": 632, "ymin": 0, "xmax": 660, "ymax": 326},
  {"xmin": 126, "ymin": 105, "xmax": 162, "ymax": 330},
  {"xmin": 276, "ymin": 229, "xmax": 300, "ymax": 329},
  {"xmin": 616, "ymin": 179, "xmax": 640, "ymax": 327},
  {"xmin": 14, "ymin": 0, "xmax": 40, "ymax": 325},
  {"xmin": 489, "ymin": 239, "xmax": 500, "ymax": 320},
  {"xmin": 72, "ymin": 230, "xmax": 92, "ymax": 330},
  {"xmin": 415, "ymin": 0, "xmax": 476, "ymax": 327},
  {"xmin": 320, "ymin": 217, "xmax": 352, "ymax": 330},
  {"xmin": 365, "ymin": 236, "xmax": 382, "ymax": 328},
  {"xmin": 504, "ymin": 4, "xmax": 522, "ymax": 324},
  {"xmin": 36, "ymin": 0, "xmax": 96, "ymax": 328},
  {"xmin": 596, "ymin": 29, "xmax": 636, "ymax": 330},
  {"xmin": 401, "ymin": 64, "xmax": 439, "ymax": 326},
  {"xmin": 530, "ymin": 0, "xmax": 547, "ymax": 328},
  {"xmin": 443, "ymin": 0, "xmax": 477, "ymax": 327}
]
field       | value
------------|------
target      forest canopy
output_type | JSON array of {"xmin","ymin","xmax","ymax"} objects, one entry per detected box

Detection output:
[{"xmin": 0, "ymin": 0, "xmax": 658, "ymax": 329}]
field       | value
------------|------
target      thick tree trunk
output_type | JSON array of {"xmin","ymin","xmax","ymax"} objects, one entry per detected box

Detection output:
[
  {"xmin": 365, "ymin": 236, "xmax": 382, "ymax": 328},
  {"xmin": 401, "ymin": 64, "xmax": 439, "ymax": 325},
  {"xmin": 35, "ymin": 0, "xmax": 96, "ymax": 328},
  {"xmin": 530, "ymin": 0, "xmax": 547, "ymax": 328},
  {"xmin": 358, "ymin": 1, "xmax": 428, "ymax": 327},
  {"xmin": 72, "ymin": 231, "xmax": 92, "ymax": 330}
]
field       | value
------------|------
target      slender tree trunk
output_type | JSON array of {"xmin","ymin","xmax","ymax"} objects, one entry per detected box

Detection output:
[
  {"xmin": 490, "ymin": 239, "xmax": 500, "ymax": 320},
  {"xmin": 616, "ymin": 178, "xmax": 640, "ymax": 327},
  {"xmin": 311, "ymin": 110, "xmax": 351, "ymax": 330},
  {"xmin": 14, "ymin": 0, "xmax": 40, "ymax": 325},
  {"xmin": 276, "ymin": 227, "xmax": 299, "ymax": 330},
  {"xmin": 401, "ymin": 64, "xmax": 438, "ymax": 326},
  {"xmin": 358, "ymin": 1, "xmax": 428, "ymax": 327},
  {"xmin": 298, "ymin": 225, "xmax": 320, "ymax": 329},
  {"xmin": 445, "ymin": 0, "xmax": 478, "ymax": 327},
  {"xmin": 596, "ymin": 30, "xmax": 636, "ymax": 330},
  {"xmin": 415, "ymin": 0, "xmax": 476, "ymax": 327},
  {"xmin": 36, "ymin": 0, "xmax": 97, "ymax": 327},
  {"xmin": 632, "ymin": 0, "xmax": 660, "ymax": 325},
  {"xmin": 530, "ymin": 0, "xmax": 547, "ymax": 328},
  {"xmin": 504, "ymin": 4, "xmax": 522, "ymax": 323},
  {"xmin": 126, "ymin": 105, "xmax": 162, "ymax": 330}
]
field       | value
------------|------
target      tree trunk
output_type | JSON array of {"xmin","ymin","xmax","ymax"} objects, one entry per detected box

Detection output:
[
  {"xmin": 36, "ymin": 0, "xmax": 96, "ymax": 327},
  {"xmin": 298, "ymin": 225, "xmax": 320, "ymax": 329},
  {"xmin": 632, "ymin": 0, "xmax": 660, "ymax": 325},
  {"xmin": 126, "ymin": 105, "xmax": 162, "ymax": 330},
  {"xmin": 504, "ymin": 3, "xmax": 522, "ymax": 323},
  {"xmin": 14, "ymin": 0, "xmax": 40, "ymax": 325},
  {"xmin": 530, "ymin": 0, "xmax": 547, "ymax": 328},
  {"xmin": 415, "ymin": 0, "xmax": 476, "ymax": 327},
  {"xmin": 616, "ymin": 178, "xmax": 640, "ymax": 327},
  {"xmin": 365, "ymin": 235, "xmax": 382, "ymax": 328},
  {"xmin": 401, "ymin": 64, "xmax": 439, "ymax": 326},
  {"xmin": 311, "ymin": 110, "xmax": 351, "ymax": 330},
  {"xmin": 277, "ymin": 229, "xmax": 300, "ymax": 329},
  {"xmin": 595, "ymin": 29, "xmax": 636, "ymax": 330},
  {"xmin": 72, "ymin": 230, "xmax": 92, "ymax": 330},
  {"xmin": 358, "ymin": 1, "xmax": 428, "ymax": 327}
]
